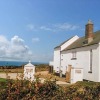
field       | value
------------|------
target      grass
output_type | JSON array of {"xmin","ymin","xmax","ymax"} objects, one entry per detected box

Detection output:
[
  {"xmin": 0, "ymin": 78, "xmax": 7, "ymax": 89},
  {"xmin": 0, "ymin": 78, "xmax": 7, "ymax": 82}
]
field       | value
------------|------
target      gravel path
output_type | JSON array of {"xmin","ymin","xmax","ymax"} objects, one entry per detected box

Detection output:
[
  {"xmin": 0, "ymin": 72, "xmax": 69, "ymax": 85},
  {"xmin": 0, "ymin": 73, "xmax": 22, "ymax": 79}
]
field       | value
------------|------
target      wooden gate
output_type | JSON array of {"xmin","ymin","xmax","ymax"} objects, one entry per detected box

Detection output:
[{"xmin": 66, "ymin": 65, "xmax": 72, "ymax": 82}]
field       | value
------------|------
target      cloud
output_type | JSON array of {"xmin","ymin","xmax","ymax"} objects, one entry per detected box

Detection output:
[
  {"xmin": 11, "ymin": 36, "xmax": 25, "ymax": 45},
  {"xmin": 54, "ymin": 23, "xmax": 80, "ymax": 31},
  {"xmin": 0, "ymin": 35, "xmax": 33, "ymax": 61},
  {"xmin": 26, "ymin": 24, "xmax": 52, "ymax": 31},
  {"xmin": 26, "ymin": 22, "xmax": 80, "ymax": 32},
  {"xmin": 40, "ymin": 26, "xmax": 52, "ymax": 31},
  {"xmin": 27, "ymin": 24, "xmax": 35, "ymax": 31},
  {"xmin": 32, "ymin": 37, "xmax": 40, "ymax": 43},
  {"xmin": 0, "ymin": 35, "xmax": 52, "ymax": 62}
]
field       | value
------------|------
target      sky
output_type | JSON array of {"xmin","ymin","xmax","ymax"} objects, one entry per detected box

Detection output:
[{"xmin": 0, "ymin": 0, "xmax": 100, "ymax": 63}]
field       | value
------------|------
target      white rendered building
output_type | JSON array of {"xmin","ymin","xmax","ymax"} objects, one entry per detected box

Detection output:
[{"xmin": 51, "ymin": 20, "xmax": 100, "ymax": 83}]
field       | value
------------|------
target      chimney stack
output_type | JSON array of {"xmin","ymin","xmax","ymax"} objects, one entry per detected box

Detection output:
[{"xmin": 85, "ymin": 20, "xmax": 94, "ymax": 43}]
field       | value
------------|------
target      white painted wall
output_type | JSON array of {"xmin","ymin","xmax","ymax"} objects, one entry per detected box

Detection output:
[
  {"xmin": 61, "ymin": 51, "xmax": 72, "ymax": 74},
  {"xmin": 71, "ymin": 68, "xmax": 83, "ymax": 83},
  {"xmin": 53, "ymin": 35, "xmax": 79, "ymax": 73},
  {"xmin": 53, "ymin": 47, "xmax": 61, "ymax": 73},
  {"xmin": 99, "ymin": 42, "xmax": 100, "ymax": 81},
  {"xmin": 61, "ymin": 44, "xmax": 100, "ymax": 82}
]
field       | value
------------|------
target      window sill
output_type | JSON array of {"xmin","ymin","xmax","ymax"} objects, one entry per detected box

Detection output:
[
  {"xmin": 71, "ymin": 58, "xmax": 77, "ymax": 60},
  {"xmin": 88, "ymin": 71, "xmax": 92, "ymax": 73}
]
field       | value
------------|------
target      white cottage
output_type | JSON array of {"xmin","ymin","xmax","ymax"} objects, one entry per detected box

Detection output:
[
  {"xmin": 24, "ymin": 61, "xmax": 35, "ymax": 81},
  {"xmin": 51, "ymin": 20, "xmax": 100, "ymax": 83}
]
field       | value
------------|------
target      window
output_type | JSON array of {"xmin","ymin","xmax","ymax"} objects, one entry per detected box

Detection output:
[
  {"xmin": 71, "ymin": 51, "xmax": 77, "ymax": 60},
  {"xmin": 89, "ymin": 49, "xmax": 92, "ymax": 73}
]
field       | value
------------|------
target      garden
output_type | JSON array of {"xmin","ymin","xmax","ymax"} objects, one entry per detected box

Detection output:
[{"xmin": 0, "ymin": 77, "xmax": 100, "ymax": 100}]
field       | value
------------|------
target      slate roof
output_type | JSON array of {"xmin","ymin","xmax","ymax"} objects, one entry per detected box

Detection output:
[{"xmin": 63, "ymin": 30, "xmax": 100, "ymax": 51}]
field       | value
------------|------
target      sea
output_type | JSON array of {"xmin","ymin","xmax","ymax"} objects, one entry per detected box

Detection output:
[{"xmin": 0, "ymin": 61, "xmax": 47, "ymax": 66}]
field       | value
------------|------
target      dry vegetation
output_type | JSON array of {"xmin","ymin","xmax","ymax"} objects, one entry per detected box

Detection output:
[
  {"xmin": 0, "ymin": 78, "xmax": 100, "ymax": 100},
  {"xmin": 0, "ymin": 64, "xmax": 67, "ymax": 82},
  {"xmin": 0, "ymin": 65, "xmax": 100, "ymax": 99},
  {"xmin": 0, "ymin": 66, "xmax": 24, "ymax": 73},
  {"xmin": 35, "ymin": 73, "xmax": 66, "ymax": 82},
  {"xmin": 0, "ymin": 64, "xmax": 49, "ymax": 73}
]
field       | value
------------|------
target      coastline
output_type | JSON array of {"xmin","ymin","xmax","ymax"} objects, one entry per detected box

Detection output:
[{"xmin": 0, "ymin": 61, "xmax": 48, "ymax": 66}]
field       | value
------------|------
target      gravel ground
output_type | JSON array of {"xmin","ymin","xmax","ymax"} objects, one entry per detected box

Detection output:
[
  {"xmin": 0, "ymin": 73, "xmax": 22, "ymax": 79},
  {"xmin": 0, "ymin": 72, "xmax": 69, "ymax": 85}
]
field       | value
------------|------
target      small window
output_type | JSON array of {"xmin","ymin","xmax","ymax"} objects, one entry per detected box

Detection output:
[{"xmin": 71, "ymin": 51, "xmax": 77, "ymax": 60}]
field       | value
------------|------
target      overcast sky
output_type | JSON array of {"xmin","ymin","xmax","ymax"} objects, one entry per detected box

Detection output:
[{"xmin": 0, "ymin": 0, "xmax": 100, "ymax": 63}]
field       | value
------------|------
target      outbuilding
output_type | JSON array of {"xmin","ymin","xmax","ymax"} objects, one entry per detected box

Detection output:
[{"xmin": 24, "ymin": 61, "xmax": 35, "ymax": 81}]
